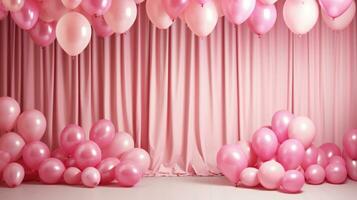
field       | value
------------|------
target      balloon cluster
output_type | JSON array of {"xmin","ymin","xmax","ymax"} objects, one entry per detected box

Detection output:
[
  {"xmin": 0, "ymin": 96, "xmax": 151, "ymax": 188},
  {"xmin": 217, "ymin": 110, "xmax": 357, "ymax": 193},
  {"xmin": 0, "ymin": 0, "xmax": 355, "ymax": 55}
]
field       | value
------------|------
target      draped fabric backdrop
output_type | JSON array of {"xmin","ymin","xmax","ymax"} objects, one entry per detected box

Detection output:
[{"xmin": 0, "ymin": 3, "xmax": 356, "ymax": 176}]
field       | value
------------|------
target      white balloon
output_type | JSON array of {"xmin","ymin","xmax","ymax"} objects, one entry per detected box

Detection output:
[{"xmin": 146, "ymin": 0, "xmax": 173, "ymax": 29}]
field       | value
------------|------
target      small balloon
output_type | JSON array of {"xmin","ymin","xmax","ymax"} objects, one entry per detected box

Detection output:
[
  {"xmin": 64, "ymin": 167, "xmax": 82, "ymax": 185},
  {"xmin": 2, "ymin": 162, "xmax": 24, "ymax": 187},
  {"xmin": 81, "ymin": 167, "xmax": 101, "ymax": 187},
  {"xmin": 325, "ymin": 162, "xmax": 347, "ymax": 184},
  {"xmin": 305, "ymin": 164, "xmax": 325, "ymax": 184},
  {"xmin": 29, "ymin": 20, "xmax": 56, "ymax": 47},
  {"xmin": 280, "ymin": 170, "xmax": 305, "ymax": 193},
  {"xmin": 288, "ymin": 116, "xmax": 316, "ymax": 148},
  {"xmin": 60, "ymin": 124, "xmax": 86, "ymax": 154},
  {"xmin": 258, "ymin": 160, "xmax": 285, "ymax": 190},
  {"xmin": 89, "ymin": 119, "xmax": 115, "ymax": 148},
  {"xmin": 96, "ymin": 157, "xmax": 120, "ymax": 184},
  {"xmin": 17, "ymin": 109, "xmax": 47, "ymax": 143},
  {"xmin": 251, "ymin": 127, "xmax": 279, "ymax": 161},
  {"xmin": 239, "ymin": 167, "xmax": 259, "ymax": 187},
  {"xmin": 0, "ymin": 132, "xmax": 25, "ymax": 161},
  {"xmin": 22, "ymin": 141, "xmax": 50, "ymax": 170},
  {"xmin": 121, "ymin": 148, "xmax": 151, "ymax": 173},
  {"xmin": 0, "ymin": 97, "xmax": 20, "ymax": 133},
  {"xmin": 74, "ymin": 141, "xmax": 102, "ymax": 170},
  {"xmin": 38, "ymin": 158, "xmax": 65, "ymax": 184},
  {"xmin": 115, "ymin": 161, "xmax": 143, "ymax": 187}
]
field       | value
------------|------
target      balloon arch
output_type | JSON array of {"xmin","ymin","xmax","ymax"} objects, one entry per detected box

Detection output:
[{"xmin": 0, "ymin": 0, "xmax": 356, "ymax": 56}]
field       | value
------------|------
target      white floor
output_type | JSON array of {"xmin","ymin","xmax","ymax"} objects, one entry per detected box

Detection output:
[{"xmin": 1, "ymin": 176, "xmax": 357, "ymax": 200}]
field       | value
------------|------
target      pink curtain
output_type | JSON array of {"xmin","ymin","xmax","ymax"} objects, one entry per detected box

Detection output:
[{"xmin": 0, "ymin": 3, "xmax": 356, "ymax": 176}]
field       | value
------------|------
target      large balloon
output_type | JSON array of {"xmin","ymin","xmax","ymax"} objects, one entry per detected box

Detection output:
[
  {"xmin": 301, "ymin": 145, "xmax": 318, "ymax": 169},
  {"xmin": 271, "ymin": 110, "xmax": 293, "ymax": 143},
  {"xmin": 0, "ymin": 132, "xmax": 25, "ymax": 161},
  {"xmin": 325, "ymin": 162, "xmax": 347, "ymax": 184},
  {"xmin": 2, "ymin": 0, "xmax": 24, "ymax": 12},
  {"xmin": 319, "ymin": 0, "xmax": 353, "ymax": 18},
  {"xmin": 216, "ymin": 144, "xmax": 248, "ymax": 185},
  {"xmin": 146, "ymin": 0, "xmax": 173, "ymax": 29},
  {"xmin": 81, "ymin": 167, "xmax": 101, "ymax": 187},
  {"xmin": 63, "ymin": 167, "xmax": 82, "ymax": 185},
  {"xmin": 280, "ymin": 170, "xmax": 305, "ymax": 193},
  {"xmin": 102, "ymin": 132, "xmax": 134, "ymax": 158},
  {"xmin": 91, "ymin": 15, "xmax": 113, "ymax": 37},
  {"xmin": 343, "ymin": 129, "xmax": 357, "ymax": 159},
  {"xmin": 321, "ymin": 1, "xmax": 356, "ymax": 30},
  {"xmin": 56, "ymin": 12, "xmax": 92, "ymax": 56},
  {"xmin": 258, "ymin": 160, "xmax": 285, "ymax": 189},
  {"xmin": 10, "ymin": 0, "xmax": 39, "ymax": 30},
  {"xmin": 104, "ymin": 0, "xmax": 137, "ymax": 34},
  {"xmin": 0, "ymin": 150, "xmax": 11, "ymax": 173},
  {"xmin": 283, "ymin": 0, "xmax": 319, "ymax": 35},
  {"xmin": 163, "ymin": 0, "xmax": 190, "ymax": 19},
  {"xmin": 96, "ymin": 157, "xmax": 120, "ymax": 184},
  {"xmin": 39, "ymin": 0, "xmax": 68, "ymax": 22},
  {"xmin": 74, "ymin": 141, "xmax": 102, "ymax": 170},
  {"xmin": 62, "ymin": 0, "xmax": 82, "ymax": 9},
  {"xmin": 121, "ymin": 148, "xmax": 151, "ymax": 173},
  {"xmin": 0, "ymin": 97, "xmax": 20, "ymax": 133},
  {"xmin": 221, "ymin": 0, "xmax": 256, "ymax": 25},
  {"xmin": 237, "ymin": 140, "xmax": 257, "ymax": 167},
  {"xmin": 60, "ymin": 124, "xmax": 85, "ymax": 154},
  {"xmin": 17, "ymin": 109, "xmax": 47, "ymax": 143},
  {"xmin": 29, "ymin": 20, "xmax": 56, "ymax": 47},
  {"xmin": 319, "ymin": 143, "xmax": 341, "ymax": 161},
  {"xmin": 277, "ymin": 139, "xmax": 305, "ymax": 170},
  {"xmin": 248, "ymin": 1, "xmax": 277, "ymax": 35},
  {"xmin": 2, "ymin": 162, "xmax": 24, "ymax": 187},
  {"xmin": 38, "ymin": 158, "xmax": 65, "ymax": 184},
  {"xmin": 81, "ymin": 0, "xmax": 112, "ymax": 15},
  {"xmin": 304, "ymin": 164, "xmax": 325, "ymax": 184},
  {"xmin": 89, "ymin": 119, "xmax": 115, "ymax": 148},
  {"xmin": 344, "ymin": 154, "xmax": 357, "ymax": 180},
  {"xmin": 22, "ymin": 141, "xmax": 50, "ymax": 170},
  {"xmin": 239, "ymin": 167, "xmax": 259, "ymax": 187},
  {"xmin": 115, "ymin": 161, "xmax": 143, "ymax": 187},
  {"xmin": 251, "ymin": 127, "xmax": 279, "ymax": 161},
  {"xmin": 288, "ymin": 116, "xmax": 316, "ymax": 148}
]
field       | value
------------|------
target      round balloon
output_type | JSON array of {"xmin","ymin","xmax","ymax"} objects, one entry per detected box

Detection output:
[
  {"xmin": 89, "ymin": 119, "xmax": 115, "ymax": 148},
  {"xmin": 22, "ymin": 141, "xmax": 50, "ymax": 170},
  {"xmin": 63, "ymin": 167, "xmax": 82, "ymax": 185},
  {"xmin": 258, "ymin": 160, "xmax": 285, "ymax": 189},
  {"xmin": 17, "ymin": 109, "xmax": 47, "ymax": 143},
  {"xmin": 0, "ymin": 97, "xmax": 20, "ymax": 132},
  {"xmin": 321, "ymin": 1, "xmax": 356, "ymax": 30},
  {"xmin": 91, "ymin": 15, "xmax": 113, "ymax": 37},
  {"xmin": 305, "ymin": 164, "xmax": 325, "ymax": 184},
  {"xmin": 146, "ymin": 0, "xmax": 173, "ymax": 29},
  {"xmin": 81, "ymin": 167, "xmax": 101, "ymax": 187},
  {"xmin": 287, "ymin": 116, "xmax": 316, "ymax": 148},
  {"xmin": 115, "ymin": 161, "xmax": 143, "ymax": 187},
  {"xmin": 2, "ymin": 162, "xmax": 24, "ymax": 187},
  {"xmin": 39, "ymin": 0, "xmax": 68, "ymax": 22},
  {"xmin": 104, "ymin": 0, "xmax": 137, "ymax": 34},
  {"xmin": 74, "ymin": 141, "xmax": 102, "ymax": 170},
  {"xmin": 10, "ymin": 0, "xmax": 39, "ymax": 30},
  {"xmin": 239, "ymin": 167, "xmax": 259, "ymax": 187},
  {"xmin": 163, "ymin": 0, "xmax": 190, "ymax": 19},
  {"xmin": 60, "ymin": 124, "xmax": 86, "ymax": 154},
  {"xmin": 38, "ymin": 158, "xmax": 65, "ymax": 184},
  {"xmin": 325, "ymin": 162, "xmax": 347, "ymax": 184},
  {"xmin": 277, "ymin": 139, "xmax": 305, "ymax": 170},
  {"xmin": 248, "ymin": 1, "xmax": 277, "ymax": 35},
  {"xmin": 96, "ymin": 157, "xmax": 120, "ymax": 184},
  {"xmin": 0, "ymin": 132, "xmax": 25, "ymax": 161},
  {"xmin": 29, "ymin": 20, "xmax": 56, "ymax": 47},
  {"xmin": 120, "ymin": 148, "xmax": 151, "ymax": 173},
  {"xmin": 221, "ymin": 0, "xmax": 256, "ymax": 25},
  {"xmin": 344, "ymin": 154, "xmax": 357, "ymax": 180},
  {"xmin": 301, "ymin": 145, "xmax": 318, "ymax": 169},
  {"xmin": 280, "ymin": 170, "xmax": 305, "ymax": 193},
  {"xmin": 319, "ymin": 143, "xmax": 341, "ymax": 161},
  {"xmin": 251, "ymin": 127, "xmax": 279, "ymax": 161},
  {"xmin": 271, "ymin": 110, "xmax": 294, "ymax": 143},
  {"xmin": 343, "ymin": 129, "xmax": 357, "ymax": 159},
  {"xmin": 102, "ymin": 132, "xmax": 134, "ymax": 158},
  {"xmin": 319, "ymin": 0, "xmax": 353, "ymax": 18}
]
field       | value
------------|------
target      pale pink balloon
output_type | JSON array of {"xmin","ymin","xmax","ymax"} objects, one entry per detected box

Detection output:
[
  {"xmin": 221, "ymin": 0, "xmax": 256, "ymax": 25},
  {"xmin": 145, "ymin": 0, "xmax": 173, "ymax": 29},
  {"xmin": 248, "ymin": 1, "xmax": 277, "ymax": 35},
  {"xmin": 301, "ymin": 145, "xmax": 318, "ymax": 170},
  {"xmin": 321, "ymin": 1, "xmax": 356, "ymax": 30},
  {"xmin": 0, "ymin": 150, "xmax": 11, "ymax": 173},
  {"xmin": 258, "ymin": 0, "xmax": 278, "ymax": 4},
  {"xmin": 344, "ymin": 154, "xmax": 357, "ymax": 180},
  {"xmin": 81, "ymin": 0, "xmax": 112, "ymax": 15},
  {"xmin": 74, "ymin": 141, "xmax": 102, "ymax": 170},
  {"xmin": 51, "ymin": 148, "xmax": 68, "ymax": 163},
  {"xmin": 0, "ymin": 97, "xmax": 20, "ymax": 133},
  {"xmin": 62, "ymin": 0, "xmax": 82, "ymax": 9},
  {"xmin": 91, "ymin": 15, "xmax": 113, "ymax": 37},
  {"xmin": 115, "ymin": 161, "xmax": 143, "ymax": 187},
  {"xmin": 60, "ymin": 124, "xmax": 86, "ymax": 154},
  {"xmin": 2, "ymin": 162, "xmax": 24, "ymax": 187},
  {"xmin": 317, "ymin": 148, "xmax": 329, "ymax": 167},
  {"xmin": 104, "ymin": 0, "xmax": 137, "ymax": 34},
  {"xmin": 29, "ymin": 20, "xmax": 56, "ymax": 47},
  {"xmin": 239, "ymin": 167, "xmax": 259, "ymax": 187},
  {"xmin": 343, "ymin": 129, "xmax": 357, "ymax": 159},
  {"xmin": 81, "ymin": 167, "xmax": 101, "ymax": 187},
  {"xmin": 216, "ymin": 144, "xmax": 248, "ymax": 185},
  {"xmin": 39, "ymin": 0, "xmax": 68, "ymax": 22},
  {"xmin": 319, "ymin": 0, "xmax": 352, "ymax": 18},
  {"xmin": 283, "ymin": 0, "xmax": 319, "ymax": 35},
  {"xmin": 22, "ymin": 141, "xmax": 50, "ymax": 170},
  {"xmin": 38, "ymin": 158, "xmax": 65, "ymax": 184},
  {"xmin": 325, "ymin": 163, "xmax": 347, "ymax": 184},
  {"xmin": 102, "ymin": 132, "xmax": 134, "ymax": 158},
  {"xmin": 121, "ymin": 148, "xmax": 151, "ymax": 173},
  {"xmin": 2, "ymin": 0, "xmax": 24, "ymax": 11},
  {"xmin": 329, "ymin": 156, "xmax": 346, "ymax": 166},
  {"xmin": 163, "ymin": 0, "xmax": 190, "ymax": 19},
  {"xmin": 258, "ymin": 160, "xmax": 285, "ymax": 190},
  {"xmin": 271, "ymin": 110, "xmax": 293, "ymax": 143},
  {"xmin": 305, "ymin": 164, "xmax": 325, "ymax": 184},
  {"xmin": 89, "ymin": 119, "xmax": 115, "ymax": 148},
  {"xmin": 277, "ymin": 139, "xmax": 305, "ymax": 170},
  {"xmin": 238, "ymin": 140, "xmax": 257, "ymax": 167},
  {"xmin": 17, "ymin": 109, "xmax": 47, "ymax": 143},
  {"xmin": 63, "ymin": 167, "xmax": 82, "ymax": 185},
  {"xmin": 56, "ymin": 12, "xmax": 92, "ymax": 56},
  {"xmin": 251, "ymin": 127, "xmax": 279, "ymax": 161},
  {"xmin": 287, "ymin": 116, "xmax": 316, "ymax": 148},
  {"xmin": 0, "ymin": 132, "xmax": 25, "ymax": 161},
  {"xmin": 97, "ymin": 157, "xmax": 120, "ymax": 184},
  {"xmin": 185, "ymin": 1, "xmax": 218, "ymax": 37},
  {"xmin": 319, "ymin": 143, "xmax": 341, "ymax": 161},
  {"xmin": 280, "ymin": 170, "xmax": 304, "ymax": 193}
]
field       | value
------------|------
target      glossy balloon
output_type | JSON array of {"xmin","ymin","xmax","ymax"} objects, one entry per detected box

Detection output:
[
  {"xmin": 115, "ymin": 161, "xmax": 143, "ymax": 187},
  {"xmin": 146, "ymin": 0, "xmax": 173, "ymax": 29},
  {"xmin": 2, "ymin": 162, "xmax": 24, "ymax": 187},
  {"xmin": 301, "ymin": 145, "xmax": 318, "ymax": 170},
  {"xmin": 104, "ymin": 0, "xmax": 137, "ymax": 34},
  {"xmin": 81, "ymin": 167, "xmax": 101, "ymax": 187},
  {"xmin": 0, "ymin": 97, "xmax": 20, "ymax": 132},
  {"xmin": 271, "ymin": 110, "xmax": 293, "ymax": 143},
  {"xmin": 221, "ymin": 0, "xmax": 256, "ymax": 25},
  {"xmin": 63, "ymin": 167, "xmax": 82, "ymax": 185},
  {"xmin": 60, "ymin": 124, "xmax": 85, "ymax": 154},
  {"xmin": 38, "ymin": 158, "xmax": 65, "ymax": 184},
  {"xmin": 305, "ymin": 164, "xmax": 325, "ymax": 184},
  {"xmin": 62, "ymin": 0, "xmax": 82, "ymax": 9},
  {"xmin": 89, "ymin": 119, "xmax": 115, "ymax": 148},
  {"xmin": 325, "ymin": 163, "xmax": 347, "ymax": 184},
  {"xmin": 0, "ymin": 132, "xmax": 25, "ymax": 161},
  {"xmin": 343, "ymin": 129, "xmax": 357, "ymax": 159},
  {"xmin": 22, "ymin": 141, "xmax": 50, "ymax": 170},
  {"xmin": 239, "ymin": 167, "xmax": 259, "ymax": 187},
  {"xmin": 81, "ymin": 0, "xmax": 112, "ymax": 15},
  {"xmin": 121, "ymin": 148, "xmax": 151, "ymax": 173},
  {"xmin": 10, "ymin": 0, "xmax": 39, "ymax": 30},
  {"xmin": 248, "ymin": 1, "xmax": 277, "ymax": 35},
  {"xmin": 321, "ymin": 1, "xmax": 356, "ymax": 30},
  {"xmin": 2, "ymin": 0, "xmax": 24, "ymax": 11},
  {"xmin": 29, "ymin": 20, "xmax": 56, "ymax": 47},
  {"xmin": 97, "ymin": 157, "xmax": 120, "ymax": 184},
  {"xmin": 277, "ymin": 139, "xmax": 305, "ymax": 170},
  {"xmin": 280, "ymin": 170, "xmax": 305, "ymax": 193},
  {"xmin": 344, "ymin": 154, "xmax": 357, "ymax": 180},
  {"xmin": 251, "ymin": 127, "xmax": 279, "ymax": 161},
  {"xmin": 237, "ymin": 140, "xmax": 257, "ymax": 167},
  {"xmin": 74, "ymin": 141, "xmax": 102, "ymax": 170},
  {"xmin": 287, "ymin": 116, "xmax": 316, "ymax": 148},
  {"xmin": 319, "ymin": 0, "xmax": 352, "ymax": 18},
  {"xmin": 17, "ymin": 109, "xmax": 47, "ymax": 142},
  {"xmin": 0, "ymin": 150, "xmax": 11, "ymax": 173},
  {"xmin": 258, "ymin": 160, "xmax": 285, "ymax": 189},
  {"xmin": 39, "ymin": 0, "xmax": 68, "ymax": 22},
  {"xmin": 102, "ymin": 132, "xmax": 134, "ymax": 158},
  {"xmin": 319, "ymin": 143, "xmax": 341, "ymax": 161}
]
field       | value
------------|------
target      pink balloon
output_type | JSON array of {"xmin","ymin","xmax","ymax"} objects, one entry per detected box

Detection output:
[
  {"xmin": 2, "ymin": 0, "xmax": 24, "ymax": 11},
  {"xmin": 56, "ymin": 12, "xmax": 92, "ymax": 56},
  {"xmin": 0, "ymin": 132, "xmax": 25, "ymax": 161},
  {"xmin": 81, "ymin": 167, "xmax": 101, "ymax": 187},
  {"xmin": 104, "ymin": 0, "xmax": 137, "ymax": 34},
  {"xmin": 51, "ymin": 148, "xmax": 68, "ymax": 163},
  {"xmin": 271, "ymin": 110, "xmax": 294, "ymax": 143},
  {"xmin": 329, "ymin": 156, "xmax": 346, "ymax": 166},
  {"xmin": 115, "ymin": 161, "xmax": 143, "ymax": 187},
  {"xmin": 221, "ymin": 0, "xmax": 256, "ymax": 25},
  {"xmin": 0, "ymin": 150, "xmax": 11, "ymax": 173},
  {"xmin": 258, "ymin": 160, "xmax": 285, "ymax": 189},
  {"xmin": 97, "ymin": 157, "xmax": 120, "ymax": 184},
  {"xmin": 17, "ymin": 109, "xmax": 46, "ymax": 143},
  {"xmin": 81, "ymin": 0, "xmax": 111, "ymax": 15},
  {"xmin": 322, "ymin": 1, "xmax": 356, "ymax": 30},
  {"xmin": 317, "ymin": 148, "xmax": 329, "ymax": 168},
  {"xmin": 216, "ymin": 144, "xmax": 248, "ymax": 185},
  {"xmin": 288, "ymin": 116, "xmax": 316, "ymax": 148},
  {"xmin": 344, "ymin": 154, "xmax": 357, "ymax": 180},
  {"xmin": 102, "ymin": 132, "xmax": 134, "ymax": 158},
  {"xmin": 239, "ymin": 167, "xmax": 259, "ymax": 187},
  {"xmin": 283, "ymin": 0, "xmax": 319, "ymax": 35},
  {"xmin": 184, "ymin": 1, "xmax": 218, "ymax": 37},
  {"xmin": 62, "ymin": 0, "xmax": 82, "ymax": 9},
  {"xmin": 163, "ymin": 0, "xmax": 190, "ymax": 19},
  {"xmin": 74, "ymin": 141, "xmax": 102, "ymax": 170},
  {"xmin": 343, "ymin": 129, "xmax": 357, "ymax": 159},
  {"xmin": 89, "ymin": 119, "xmax": 115, "ymax": 148},
  {"xmin": 22, "ymin": 141, "xmax": 50, "ymax": 170},
  {"xmin": 10, "ymin": 0, "xmax": 39, "ymax": 30},
  {"xmin": 301, "ymin": 145, "xmax": 318, "ymax": 170},
  {"xmin": 2, "ymin": 162, "xmax": 24, "ymax": 187},
  {"xmin": 305, "ymin": 164, "xmax": 325, "ymax": 184},
  {"xmin": 280, "ymin": 170, "xmax": 304, "ymax": 193},
  {"xmin": 121, "ymin": 148, "xmax": 151, "ymax": 173},
  {"xmin": 29, "ymin": 20, "xmax": 56, "ymax": 46},
  {"xmin": 146, "ymin": 0, "xmax": 173, "ymax": 29},
  {"xmin": 319, "ymin": 143, "xmax": 341, "ymax": 161},
  {"xmin": 248, "ymin": 1, "xmax": 277, "ymax": 35},
  {"xmin": 0, "ymin": 97, "xmax": 20, "ymax": 133},
  {"xmin": 237, "ymin": 140, "xmax": 257, "ymax": 167},
  {"xmin": 60, "ymin": 124, "xmax": 86, "ymax": 154},
  {"xmin": 325, "ymin": 163, "xmax": 347, "ymax": 184},
  {"xmin": 277, "ymin": 139, "xmax": 305, "ymax": 170},
  {"xmin": 258, "ymin": 0, "xmax": 278, "ymax": 4},
  {"xmin": 251, "ymin": 127, "xmax": 279, "ymax": 161},
  {"xmin": 39, "ymin": 0, "xmax": 68, "ymax": 22},
  {"xmin": 91, "ymin": 15, "xmax": 113, "ymax": 37},
  {"xmin": 64, "ymin": 167, "xmax": 82, "ymax": 185},
  {"xmin": 319, "ymin": 0, "xmax": 352, "ymax": 18},
  {"xmin": 38, "ymin": 158, "xmax": 65, "ymax": 184}
]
